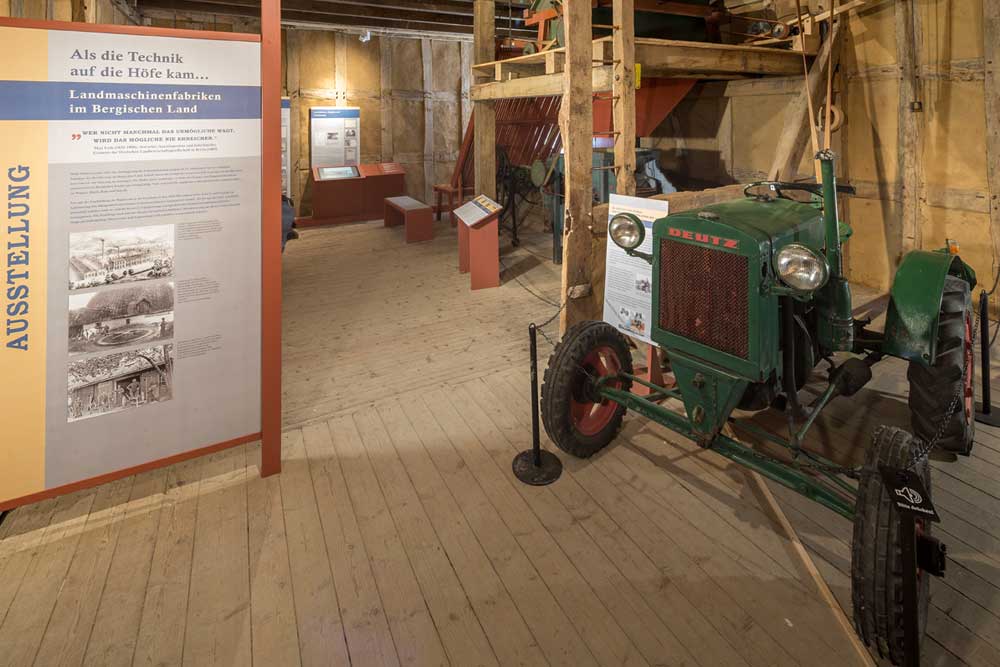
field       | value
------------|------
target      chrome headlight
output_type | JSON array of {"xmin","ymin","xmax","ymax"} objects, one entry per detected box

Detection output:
[
  {"xmin": 774, "ymin": 244, "xmax": 829, "ymax": 291},
  {"xmin": 609, "ymin": 213, "xmax": 644, "ymax": 250}
]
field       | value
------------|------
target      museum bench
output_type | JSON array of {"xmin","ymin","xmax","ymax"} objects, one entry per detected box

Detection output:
[{"xmin": 384, "ymin": 196, "xmax": 434, "ymax": 243}]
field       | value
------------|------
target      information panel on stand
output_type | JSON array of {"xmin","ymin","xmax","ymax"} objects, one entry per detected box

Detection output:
[
  {"xmin": 602, "ymin": 194, "xmax": 669, "ymax": 345},
  {"xmin": 0, "ymin": 23, "xmax": 262, "ymax": 506}
]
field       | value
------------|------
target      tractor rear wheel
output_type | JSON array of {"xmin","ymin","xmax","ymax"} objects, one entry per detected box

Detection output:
[
  {"xmin": 907, "ymin": 275, "xmax": 974, "ymax": 456},
  {"xmin": 852, "ymin": 425, "xmax": 931, "ymax": 666},
  {"xmin": 541, "ymin": 321, "xmax": 633, "ymax": 458}
]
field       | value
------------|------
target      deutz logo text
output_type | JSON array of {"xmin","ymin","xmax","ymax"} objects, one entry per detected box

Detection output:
[{"xmin": 668, "ymin": 227, "xmax": 739, "ymax": 249}]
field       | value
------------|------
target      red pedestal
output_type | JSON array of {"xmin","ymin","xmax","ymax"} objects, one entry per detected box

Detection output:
[
  {"xmin": 632, "ymin": 344, "xmax": 675, "ymax": 400},
  {"xmin": 458, "ymin": 223, "xmax": 470, "ymax": 273},
  {"xmin": 467, "ymin": 218, "xmax": 499, "ymax": 290}
]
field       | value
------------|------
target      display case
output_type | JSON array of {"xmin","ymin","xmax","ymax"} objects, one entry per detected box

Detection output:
[{"xmin": 301, "ymin": 163, "xmax": 407, "ymax": 227}]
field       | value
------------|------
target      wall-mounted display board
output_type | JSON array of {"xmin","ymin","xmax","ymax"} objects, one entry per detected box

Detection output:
[
  {"xmin": 0, "ymin": 18, "xmax": 276, "ymax": 510},
  {"xmin": 309, "ymin": 106, "xmax": 360, "ymax": 168},
  {"xmin": 281, "ymin": 97, "xmax": 291, "ymax": 197}
]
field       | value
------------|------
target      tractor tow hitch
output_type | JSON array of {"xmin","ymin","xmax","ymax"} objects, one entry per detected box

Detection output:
[{"xmin": 917, "ymin": 534, "xmax": 947, "ymax": 578}]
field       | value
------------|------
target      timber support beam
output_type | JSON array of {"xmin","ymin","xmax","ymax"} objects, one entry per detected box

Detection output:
[
  {"xmin": 613, "ymin": 0, "xmax": 637, "ymax": 196},
  {"xmin": 559, "ymin": 0, "xmax": 598, "ymax": 332},
  {"xmin": 473, "ymin": 0, "xmax": 497, "ymax": 200}
]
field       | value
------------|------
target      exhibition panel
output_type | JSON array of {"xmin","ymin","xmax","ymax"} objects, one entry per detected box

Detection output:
[{"xmin": 0, "ymin": 19, "xmax": 268, "ymax": 508}]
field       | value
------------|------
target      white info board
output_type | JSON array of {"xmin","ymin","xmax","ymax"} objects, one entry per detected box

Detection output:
[
  {"xmin": 602, "ymin": 194, "xmax": 669, "ymax": 346},
  {"xmin": 309, "ymin": 106, "xmax": 361, "ymax": 168},
  {"xmin": 454, "ymin": 195, "xmax": 502, "ymax": 227},
  {"xmin": 281, "ymin": 97, "xmax": 291, "ymax": 196}
]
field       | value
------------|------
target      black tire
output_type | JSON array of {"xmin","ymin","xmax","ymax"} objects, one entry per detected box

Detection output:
[
  {"xmin": 907, "ymin": 275, "xmax": 975, "ymax": 455},
  {"xmin": 852, "ymin": 426, "xmax": 931, "ymax": 666},
  {"xmin": 541, "ymin": 321, "xmax": 633, "ymax": 458}
]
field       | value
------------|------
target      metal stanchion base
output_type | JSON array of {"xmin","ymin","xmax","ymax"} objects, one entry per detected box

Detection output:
[
  {"xmin": 512, "ymin": 450, "xmax": 563, "ymax": 486},
  {"xmin": 976, "ymin": 405, "xmax": 1000, "ymax": 427}
]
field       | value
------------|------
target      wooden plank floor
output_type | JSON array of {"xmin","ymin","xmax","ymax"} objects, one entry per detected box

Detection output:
[
  {"xmin": 762, "ymin": 306, "xmax": 1000, "ymax": 667},
  {"xmin": 0, "ymin": 219, "xmax": 991, "ymax": 666}
]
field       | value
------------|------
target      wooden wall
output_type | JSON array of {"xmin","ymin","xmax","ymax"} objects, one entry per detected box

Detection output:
[
  {"xmin": 645, "ymin": 0, "xmax": 995, "ymax": 296},
  {"xmin": 0, "ymin": 3, "xmax": 470, "ymax": 217},
  {"xmin": 1, "ymin": 0, "xmax": 137, "ymax": 25},
  {"xmin": 283, "ymin": 29, "xmax": 472, "ymax": 215}
]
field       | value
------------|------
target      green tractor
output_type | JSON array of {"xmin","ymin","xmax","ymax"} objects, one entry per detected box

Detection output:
[{"xmin": 541, "ymin": 150, "xmax": 976, "ymax": 664}]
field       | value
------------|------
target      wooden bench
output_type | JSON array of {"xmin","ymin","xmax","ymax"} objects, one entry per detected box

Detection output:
[{"xmin": 384, "ymin": 196, "xmax": 434, "ymax": 243}]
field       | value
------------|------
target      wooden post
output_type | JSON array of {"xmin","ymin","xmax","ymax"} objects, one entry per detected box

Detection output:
[
  {"xmin": 334, "ymin": 32, "xmax": 347, "ymax": 107},
  {"xmin": 422, "ymin": 39, "xmax": 435, "ymax": 204},
  {"xmin": 460, "ymin": 41, "xmax": 472, "ymax": 136},
  {"xmin": 985, "ymin": 0, "xmax": 1000, "ymax": 288},
  {"xmin": 613, "ymin": 0, "xmax": 636, "ymax": 197},
  {"xmin": 559, "ymin": 0, "xmax": 594, "ymax": 332},
  {"xmin": 896, "ymin": 0, "xmax": 924, "ymax": 254},
  {"xmin": 380, "ymin": 37, "xmax": 394, "ymax": 163},
  {"xmin": 261, "ymin": 0, "xmax": 282, "ymax": 476},
  {"xmin": 767, "ymin": 21, "xmax": 841, "ymax": 182},
  {"xmin": 473, "ymin": 0, "xmax": 496, "ymax": 199}
]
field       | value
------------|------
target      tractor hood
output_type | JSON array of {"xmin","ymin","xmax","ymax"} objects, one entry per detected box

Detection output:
[
  {"xmin": 648, "ymin": 196, "xmax": 825, "ymax": 384},
  {"xmin": 657, "ymin": 197, "xmax": 825, "ymax": 255}
]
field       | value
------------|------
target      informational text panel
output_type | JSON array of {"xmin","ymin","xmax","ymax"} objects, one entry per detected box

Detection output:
[
  {"xmin": 0, "ymin": 25, "xmax": 262, "ymax": 503},
  {"xmin": 309, "ymin": 106, "xmax": 360, "ymax": 168},
  {"xmin": 602, "ymin": 194, "xmax": 669, "ymax": 346}
]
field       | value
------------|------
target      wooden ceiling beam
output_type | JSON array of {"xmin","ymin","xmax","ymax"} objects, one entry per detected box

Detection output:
[
  {"xmin": 138, "ymin": 0, "xmax": 536, "ymax": 35},
  {"xmin": 307, "ymin": 0, "xmax": 530, "ymax": 15},
  {"xmin": 154, "ymin": 0, "xmax": 479, "ymax": 24}
]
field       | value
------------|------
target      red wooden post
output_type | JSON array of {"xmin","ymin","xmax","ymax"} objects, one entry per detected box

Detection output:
[
  {"xmin": 260, "ymin": 0, "xmax": 283, "ymax": 476},
  {"xmin": 632, "ymin": 344, "xmax": 669, "ymax": 398}
]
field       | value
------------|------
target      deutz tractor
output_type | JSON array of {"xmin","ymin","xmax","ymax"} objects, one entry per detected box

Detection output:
[{"xmin": 541, "ymin": 150, "xmax": 976, "ymax": 664}]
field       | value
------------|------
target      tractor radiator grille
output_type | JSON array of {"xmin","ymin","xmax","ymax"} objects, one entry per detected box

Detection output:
[{"xmin": 658, "ymin": 239, "xmax": 750, "ymax": 359}]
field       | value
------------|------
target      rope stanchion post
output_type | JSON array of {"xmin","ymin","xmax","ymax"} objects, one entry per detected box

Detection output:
[
  {"xmin": 512, "ymin": 323, "xmax": 563, "ymax": 485},
  {"xmin": 975, "ymin": 290, "xmax": 1000, "ymax": 425}
]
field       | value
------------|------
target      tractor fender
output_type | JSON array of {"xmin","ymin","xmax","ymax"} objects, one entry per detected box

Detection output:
[{"xmin": 883, "ymin": 249, "xmax": 976, "ymax": 365}]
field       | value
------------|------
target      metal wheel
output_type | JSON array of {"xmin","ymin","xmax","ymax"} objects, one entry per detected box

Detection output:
[{"xmin": 541, "ymin": 321, "xmax": 632, "ymax": 458}]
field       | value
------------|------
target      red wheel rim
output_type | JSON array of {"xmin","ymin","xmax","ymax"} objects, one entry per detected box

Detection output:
[
  {"xmin": 570, "ymin": 346, "xmax": 623, "ymax": 437},
  {"xmin": 964, "ymin": 312, "xmax": 974, "ymax": 422}
]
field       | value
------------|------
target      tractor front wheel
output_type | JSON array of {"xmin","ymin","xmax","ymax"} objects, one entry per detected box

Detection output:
[
  {"xmin": 541, "ymin": 321, "xmax": 633, "ymax": 458},
  {"xmin": 852, "ymin": 425, "xmax": 931, "ymax": 666},
  {"xmin": 907, "ymin": 274, "xmax": 975, "ymax": 457}
]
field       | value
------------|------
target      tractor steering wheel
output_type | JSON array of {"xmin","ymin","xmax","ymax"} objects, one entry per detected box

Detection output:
[{"xmin": 743, "ymin": 181, "xmax": 857, "ymax": 204}]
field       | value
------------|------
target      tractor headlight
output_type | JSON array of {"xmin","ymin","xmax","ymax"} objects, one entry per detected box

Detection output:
[
  {"xmin": 774, "ymin": 244, "xmax": 829, "ymax": 292},
  {"xmin": 609, "ymin": 213, "xmax": 645, "ymax": 251}
]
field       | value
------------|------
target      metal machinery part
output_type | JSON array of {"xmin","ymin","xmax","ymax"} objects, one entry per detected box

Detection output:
[
  {"xmin": 542, "ymin": 149, "xmax": 663, "ymax": 264},
  {"xmin": 817, "ymin": 103, "xmax": 845, "ymax": 133}
]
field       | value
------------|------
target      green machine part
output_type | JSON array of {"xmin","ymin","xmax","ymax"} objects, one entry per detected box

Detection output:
[
  {"xmin": 544, "ymin": 148, "xmax": 660, "ymax": 264},
  {"xmin": 883, "ymin": 249, "xmax": 977, "ymax": 364},
  {"xmin": 648, "ymin": 197, "xmax": 826, "ymax": 439},
  {"xmin": 813, "ymin": 151, "xmax": 854, "ymax": 353}
]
